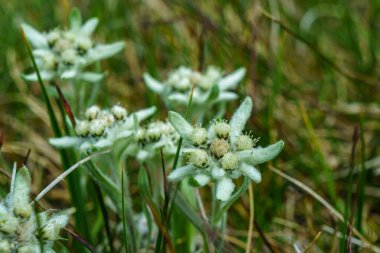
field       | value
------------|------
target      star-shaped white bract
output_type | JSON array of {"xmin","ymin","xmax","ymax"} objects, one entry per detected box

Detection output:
[
  {"xmin": 143, "ymin": 66, "xmax": 246, "ymax": 110},
  {"xmin": 22, "ymin": 9, "xmax": 124, "ymax": 83},
  {"xmin": 167, "ymin": 97, "xmax": 284, "ymax": 201},
  {"xmin": 0, "ymin": 167, "xmax": 69, "ymax": 253},
  {"xmin": 49, "ymin": 105, "xmax": 156, "ymax": 153}
]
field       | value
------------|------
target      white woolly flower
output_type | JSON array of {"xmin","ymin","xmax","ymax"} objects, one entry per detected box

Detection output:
[
  {"xmin": 167, "ymin": 97, "xmax": 284, "ymax": 201},
  {"xmin": 143, "ymin": 65, "xmax": 246, "ymax": 117},
  {"xmin": 0, "ymin": 167, "xmax": 69, "ymax": 253},
  {"xmin": 124, "ymin": 120, "xmax": 179, "ymax": 162},
  {"xmin": 49, "ymin": 105, "xmax": 156, "ymax": 153},
  {"xmin": 22, "ymin": 8, "xmax": 124, "ymax": 83}
]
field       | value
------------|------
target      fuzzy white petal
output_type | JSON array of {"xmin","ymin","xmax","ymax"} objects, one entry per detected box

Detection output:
[
  {"xmin": 80, "ymin": 72, "xmax": 104, "ymax": 83},
  {"xmin": 167, "ymin": 93, "xmax": 189, "ymax": 105},
  {"xmin": 87, "ymin": 42, "xmax": 125, "ymax": 62},
  {"xmin": 193, "ymin": 174, "xmax": 210, "ymax": 186},
  {"xmin": 143, "ymin": 73, "xmax": 165, "ymax": 94},
  {"xmin": 216, "ymin": 178, "xmax": 235, "ymax": 201},
  {"xmin": 22, "ymin": 71, "xmax": 55, "ymax": 82},
  {"xmin": 211, "ymin": 167, "xmax": 225, "ymax": 180},
  {"xmin": 168, "ymin": 111, "xmax": 194, "ymax": 140},
  {"xmin": 80, "ymin": 18, "xmax": 99, "ymax": 36},
  {"xmin": 240, "ymin": 163, "xmax": 261, "ymax": 183},
  {"xmin": 236, "ymin": 140, "xmax": 284, "ymax": 165},
  {"xmin": 217, "ymin": 92, "xmax": 239, "ymax": 102},
  {"xmin": 230, "ymin": 97, "xmax": 253, "ymax": 143},
  {"xmin": 217, "ymin": 67, "xmax": 246, "ymax": 90},
  {"xmin": 168, "ymin": 165, "xmax": 194, "ymax": 182},
  {"xmin": 49, "ymin": 137, "xmax": 84, "ymax": 148},
  {"xmin": 134, "ymin": 107, "xmax": 156, "ymax": 122},
  {"xmin": 60, "ymin": 69, "xmax": 78, "ymax": 79},
  {"xmin": 21, "ymin": 23, "xmax": 48, "ymax": 48}
]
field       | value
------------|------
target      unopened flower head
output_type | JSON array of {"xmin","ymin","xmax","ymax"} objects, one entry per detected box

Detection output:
[
  {"xmin": 168, "ymin": 97, "xmax": 284, "ymax": 201},
  {"xmin": 22, "ymin": 8, "xmax": 124, "ymax": 82},
  {"xmin": 49, "ymin": 105, "xmax": 156, "ymax": 152},
  {"xmin": 124, "ymin": 120, "xmax": 179, "ymax": 162},
  {"xmin": 0, "ymin": 166, "xmax": 69, "ymax": 252}
]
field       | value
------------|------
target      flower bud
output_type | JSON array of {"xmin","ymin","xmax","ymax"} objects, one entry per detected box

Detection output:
[
  {"xmin": 189, "ymin": 149, "xmax": 209, "ymax": 168},
  {"xmin": 220, "ymin": 152, "xmax": 239, "ymax": 170},
  {"xmin": 0, "ymin": 214, "xmax": 19, "ymax": 234},
  {"xmin": 190, "ymin": 127, "xmax": 207, "ymax": 146},
  {"xmin": 235, "ymin": 135, "xmax": 253, "ymax": 151},
  {"xmin": 99, "ymin": 112, "xmax": 115, "ymax": 127},
  {"xmin": 75, "ymin": 120, "xmax": 89, "ymax": 137},
  {"xmin": 85, "ymin": 105, "xmax": 100, "ymax": 120},
  {"xmin": 88, "ymin": 119, "xmax": 106, "ymax": 136},
  {"xmin": 210, "ymin": 139, "xmax": 230, "ymax": 158},
  {"xmin": 61, "ymin": 48, "xmax": 77, "ymax": 66},
  {"xmin": 0, "ymin": 240, "xmax": 11, "ymax": 252},
  {"xmin": 111, "ymin": 105, "xmax": 127, "ymax": 120},
  {"xmin": 47, "ymin": 31, "xmax": 60, "ymax": 46},
  {"xmin": 212, "ymin": 122, "xmax": 231, "ymax": 139}
]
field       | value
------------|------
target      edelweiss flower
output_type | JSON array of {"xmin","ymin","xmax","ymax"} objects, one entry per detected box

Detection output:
[
  {"xmin": 143, "ymin": 66, "xmax": 246, "ymax": 112},
  {"xmin": 0, "ymin": 167, "xmax": 69, "ymax": 253},
  {"xmin": 49, "ymin": 104, "xmax": 156, "ymax": 152},
  {"xmin": 167, "ymin": 97, "xmax": 284, "ymax": 201},
  {"xmin": 124, "ymin": 120, "xmax": 180, "ymax": 162},
  {"xmin": 22, "ymin": 9, "xmax": 124, "ymax": 82}
]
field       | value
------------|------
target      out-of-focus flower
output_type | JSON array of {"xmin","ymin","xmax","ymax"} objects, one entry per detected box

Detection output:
[
  {"xmin": 49, "ymin": 104, "xmax": 156, "ymax": 152},
  {"xmin": 22, "ymin": 9, "xmax": 124, "ymax": 82},
  {"xmin": 124, "ymin": 120, "xmax": 180, "ymax": 162},
  {"xmin": 167, "ymin": 97, "xmax": 284, "ymax": 201},
  {"xmin": 0, "ymin": 167, "xmax": 69, "ymax": 253},
  {"xmin": 143, "ymin": 66, "xmax": 246, "ymax": 118}
]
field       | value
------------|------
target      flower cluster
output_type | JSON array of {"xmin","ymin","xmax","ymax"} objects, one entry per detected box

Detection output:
[
  {"xmin": 22, "ymin": 9, "xmax": 124, "ymax": 82},
  {"xmin": 168, "ymin": 97, "xmax": 284, "ymax": 201},
  {"xmin": 143, "ymin": 66, "xmax": 246, "ymax": 109},
  {"xmin": 0, "ymin": 167, "xmax": 68, "ymax": 253},
  {"xmin": 125, "ymin": 120, "xmax": 180, "ymax": 162},
  {"xmin": 49, "ymin": 104, "xmax": 156, "ymax": 152}
]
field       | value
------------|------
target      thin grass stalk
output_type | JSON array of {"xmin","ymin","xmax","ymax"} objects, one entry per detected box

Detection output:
[
  {"xmin": 356, "ymin": 114, "xmax": 366, "ymax": 232},
  {"xmin": 92, "ymin": 181, "xmax": 115, "ymax": 253},
  {"xmin": 121, "ymin": 163, "xmax": 130, "ymax": 253},
  {"xmin": 245, "ymin": 183, "xmax": 254, "ymax": 253}
]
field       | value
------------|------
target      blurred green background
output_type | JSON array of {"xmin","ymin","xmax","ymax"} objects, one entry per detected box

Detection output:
[{"xmin": 1, "ymin": 0, "xmax": 380, "ymax": 252}]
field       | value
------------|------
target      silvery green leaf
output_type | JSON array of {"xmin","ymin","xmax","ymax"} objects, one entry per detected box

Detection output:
[
  {"xmin": 80, "ymin": 18, "xmax": 99, "ymax": 36},
  {"xmin": 13, "ymin": 167, "xmax": 32, "ymax": 217},
  {"xmin": 168, "ymin": 165, "xmax": 194, "ymax": 182},
  {"xmin": 236, "ymin": 140, "xmax": 284, "ymax": 165},
  {"xmin": 88, "ymin": 42, "xmax": 125, "ymax": 62},
  {"xmin": 217, "ymin": 91, "xmax": 238, "ymax": 102},
  {"xmin": 69, "ymin": 8, "xmax": 82, "ymax": 31},
  {"xmin": 80, "ymin": 72, "xmax": 104, "ymax": 83},
  {"xmin": 134, "ymin": 106, "xmax": 156, "ymax": 122},
  {"xmin": 216, "ymin": 177, "xmax": 235, "ymax": 201},
  {"xmin": 230, "ymin": 96, "xmax": 253, "ymax": 142},
  {"xmin": 49, "ymin": 137, "xmax": 84, "ymax": 148},
  {"xmin": 143, "ymin": 73, "xmax": 165, "ymax": 94},
  {"xmin": 193, "ymin": 174, "xmax": 210, "ymax": 186},
  {"xmin": 60, "ymin": 69, "xmax": 77, "ymax": 79},
  {"xmin": 217, "ymin": 67, "xmax": 246, "ymax": 90},
  {"xmin": 168, "ymin": 93, "xmax": 189, "ymax": 105},
  {"xmin": 93, "ymin": 139, "xmax": 113, "ymax": 149},
  {"xmin": 240, "ymin": 163, "xmax": 261, "ymax": 183},
  {"xmin": 21, "ymin": 23, "xmax": 48, "ymax": 48},
  {"xmin": 22, "ymin": 71, "xmax": 54, "ymax": 82},
  {"xmin": 168, "ymin": 111, "xmax": 194, "ymax": 140}
]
